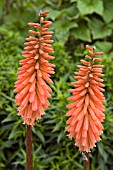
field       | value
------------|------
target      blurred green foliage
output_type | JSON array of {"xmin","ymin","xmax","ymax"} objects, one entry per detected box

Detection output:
[{"xmin": 0, "ymin": 0, "xmax": 113, "ymax": 169}]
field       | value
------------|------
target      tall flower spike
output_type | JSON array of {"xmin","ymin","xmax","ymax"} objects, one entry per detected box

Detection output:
[
  {"xmin": 66, "ymin": 45, "xmax": 105, "ymax": 152},
  {"xmin": 14, "ymin": 10, "xmax": 55, "ymax": 126}
]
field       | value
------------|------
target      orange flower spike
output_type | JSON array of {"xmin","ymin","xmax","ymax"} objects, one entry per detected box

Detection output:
[
  {"xmin": 66, "ymin": 45, "xmax": 105, "ymax": 152},
  {"xmin": 14, "ymin": 10, "xmax": 55, "ymax": 126}
]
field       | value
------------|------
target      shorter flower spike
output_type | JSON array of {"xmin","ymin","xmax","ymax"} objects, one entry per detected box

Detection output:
[
  {"xmin": 66, "ymin": 45, "xmax": 105, "ymax": 152},
  {"xmin": 14, "ymin": 10, "xmax": 55, "ymax": 126}
]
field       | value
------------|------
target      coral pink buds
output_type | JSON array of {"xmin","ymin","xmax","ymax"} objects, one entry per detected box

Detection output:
[
  {"xmin": 14, "ymin": 11, "xmax": 55, "ymax": 126},
  {"xmin": 66, "ymin": 45, "xmax": 105, "ymax": 152}
]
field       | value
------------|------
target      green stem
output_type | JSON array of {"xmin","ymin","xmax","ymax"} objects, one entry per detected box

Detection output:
[{"xmin": 26, "ymin": 125, "xmax": 33, "ymax": 170}]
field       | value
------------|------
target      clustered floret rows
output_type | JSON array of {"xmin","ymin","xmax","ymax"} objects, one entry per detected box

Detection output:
[
  {"xmin": 66, "ymin": 45, "xmax": 105, "ymax": 152},
  {"xmin": 14, "ymin": 9, "xmax": 106, "ymax": 153},
  {"xmin": 14, "ymin": 11, "xmax": 55, "ymax": 126}
]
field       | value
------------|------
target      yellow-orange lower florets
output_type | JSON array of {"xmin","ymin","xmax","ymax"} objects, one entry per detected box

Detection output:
[
  {"xmin": 14, "ymin": 10, "xmax": 55, "ymax": 126},
  {"xmin": 66, "ymin": 45, "xmax": 105, "ymax": 152}
]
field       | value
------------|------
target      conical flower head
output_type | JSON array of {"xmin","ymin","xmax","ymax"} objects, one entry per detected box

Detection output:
[
  {"xmin": 66, "ymin": 45, "xmax": 105, "ymax": 152},
  {"xmin": 14, "ymin": 10, "xmax": 55, "ymax": 126}
]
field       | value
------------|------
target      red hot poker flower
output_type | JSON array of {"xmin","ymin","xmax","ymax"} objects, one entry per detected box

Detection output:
[
  {"xmin": 14, "ymin": 10, "xmax": 55, "ymax": 126},
  {"xmin": 66, "ymin": 45, "xmax": 105, "ymax": 152}
]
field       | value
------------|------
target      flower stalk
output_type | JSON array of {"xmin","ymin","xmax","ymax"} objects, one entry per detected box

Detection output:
[
  {"xmin": 14, "ymin": 10, "xmax": 54, "ymax": 169},
  {"xmin": 26, "ymin": 125, "xmax": 33, "ymax": 170},
  {"xmin": 82, "ymin": 152, "xmax": 90, "ymax": 170}
]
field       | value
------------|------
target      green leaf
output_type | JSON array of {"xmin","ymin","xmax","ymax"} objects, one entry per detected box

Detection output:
[
  {"xmin": 77, "ymin": 0, "xmax": 103, "ymax": 16},
  {"xmin": 94, "ymin": 41, "xmax": 112, "ymax": 53},
  {"xmin": 8, "ymin": 128, "xmax": 19, "ymax": 140},
  {"xmin": 52, "ymin": 121, "xmax": 62, "ymax": 132},
  {"xmin": 4, "ymin": 6, "xmax": 36, "ymax": 24},
  {"xmin": 1, "ymin": 92, "xmax": 14, "ymax": 102},
  {"xmin": 88, "ymin": 17, "xmax": 112, "ymax": 39},
  {"xmin": 44, "ymin": 7, "xmax": 60, "ymax": 21},
  {"xmin": 37, "ymin": 130, "xmax": 45, "ymax": 145},
  {"xmin": 57, "ymin": 131, "xmax": 65, "ymax": 143},
  {"xmin": 0, "ymin": 162, "xmax": 5, "ymax": 168},
  {"xmin": 51, "ymin": 19, "xmax": 78, "ymax": 43},
  {"xmin": 63, "ymin": 4, "xmax": 79, "ymax": 19},
  {"xmin": 0, "ymin": 0, "xmax": 4, "ymax": 17},
  {"xmin": 73, "ymin": 21, "xmax": 91, "ymax": 42},
  {"xmin": 102, "ymin": 0, "xmax": 113, "ymax": 23},
  {"xmin": 97, "ymin": 143, "xmax": 108, "ymax": 162},
  {"xmin": 70, "ymin": 0, "xmax": 78, "ymax": 2}
]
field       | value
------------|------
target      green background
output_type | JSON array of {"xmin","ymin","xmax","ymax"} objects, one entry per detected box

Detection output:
[{"xmin": 0, "ymin": 0, "xmax": 113, "ymax": 169}]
